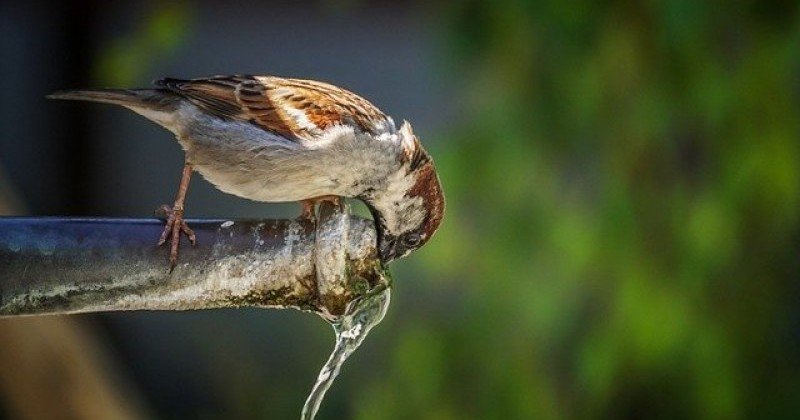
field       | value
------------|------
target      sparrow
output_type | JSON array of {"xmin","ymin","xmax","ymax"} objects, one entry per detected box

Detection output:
[{"xmin": 48, "ymin": 75, "xmax": 445, "ymax": 268}]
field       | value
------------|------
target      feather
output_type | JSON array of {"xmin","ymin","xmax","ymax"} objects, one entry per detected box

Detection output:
[{"xmin": 154, "ymin": 75, "xmax": 395, "ymax": 142}]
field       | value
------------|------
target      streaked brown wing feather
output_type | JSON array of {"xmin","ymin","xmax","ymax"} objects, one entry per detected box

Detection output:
[
  {"xmin": 156, "ymin": 76, "xmax": 242, "ymax": 117},
  {"xmin": 155, "ymin": 75, "xmax": 391, "ymax": 140}
]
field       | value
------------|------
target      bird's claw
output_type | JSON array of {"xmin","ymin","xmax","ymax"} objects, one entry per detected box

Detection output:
[
  {"xmin": 297, "ymin": 196, "xmax": 344, "ymax": 226},
  {"xmin": 298, "ymin": 201, "xmax": 317, "ymax": 225},
  {"xmin": 156, "ymin": 204, "xmax": 196, "ymax": 270}
]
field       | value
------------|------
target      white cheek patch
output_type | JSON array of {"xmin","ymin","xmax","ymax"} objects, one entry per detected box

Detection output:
[{"xmin": 373, "ymin": 169, "xmax": 426, "ymax": 235}]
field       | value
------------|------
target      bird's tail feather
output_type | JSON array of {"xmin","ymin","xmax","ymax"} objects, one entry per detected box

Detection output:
[
  {"xmin": 47, "ymin": 88, "xmax": 178, "ymax": 112},
  {"xmin": 47, "ymin": 88, "xmax": 181, "ymax": 129}
]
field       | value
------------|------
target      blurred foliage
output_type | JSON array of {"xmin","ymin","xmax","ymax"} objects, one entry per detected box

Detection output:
[
  {"xmin": 353, "ymin": 1, "xmax": 800, "ymax": 419},
  {"xmin": 72, "ymin": 1, "xmax": 800, "ymax": 418},
  {"xmin": 93, "ymin": 2, "xmax": 193, "ymax": 86}
]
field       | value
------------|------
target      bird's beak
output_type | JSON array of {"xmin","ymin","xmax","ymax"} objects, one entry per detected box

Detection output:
[
  {"xmin": 379, "ymin": 238, "xmax": 397, "ymax": 263},
  {"xmin": 367, "ymin": 203, "xmax": 396, "ymax": 263}
]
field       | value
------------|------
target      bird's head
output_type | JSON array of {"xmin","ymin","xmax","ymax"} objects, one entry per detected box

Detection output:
[{"xmin": 364, "ymin": 121, "xmax": 445, "ymax": 263}]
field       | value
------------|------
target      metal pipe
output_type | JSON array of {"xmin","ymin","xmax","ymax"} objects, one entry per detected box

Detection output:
[{"xmin": 0, "ymin": 202, "xmax": 386, "ymax": 319}]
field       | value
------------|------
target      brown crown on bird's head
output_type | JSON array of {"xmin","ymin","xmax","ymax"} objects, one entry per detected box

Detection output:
[
  {"xmin": 369, "ymin": 121, "xmax": 445, "ymax": 262},
  {"xmin": 406, "ymin": 147, "xmax": 445, "ymax": 244}
]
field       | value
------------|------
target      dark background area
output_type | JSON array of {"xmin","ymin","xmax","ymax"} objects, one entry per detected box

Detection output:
[{"xmin": 1, "ymin": 0, "xmax": 800, "ymax": 419}]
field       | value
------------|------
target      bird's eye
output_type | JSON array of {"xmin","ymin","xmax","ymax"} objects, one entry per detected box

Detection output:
[{"xmin": 402, "ymin": 234, "xmax": 422, "ymax": 248}]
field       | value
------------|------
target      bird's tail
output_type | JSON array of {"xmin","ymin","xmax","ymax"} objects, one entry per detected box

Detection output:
[
  {"xmin": 47, "ymin": 88, "xmax": 180, "ymax": 128},
  {"xmin": 47, "ymin": 88, "xmax": 177, "ymax": 110}
]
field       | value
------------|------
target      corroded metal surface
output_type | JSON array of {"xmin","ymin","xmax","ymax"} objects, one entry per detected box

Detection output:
[{"xmin": 0, "ymin": 202, "xmax": 384, "ymax": 318}]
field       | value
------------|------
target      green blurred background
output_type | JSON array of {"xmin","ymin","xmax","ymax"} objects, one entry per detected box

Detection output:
[{"xmin": 1, "ymin": 1, "xmax": 799, "ymax": 419}]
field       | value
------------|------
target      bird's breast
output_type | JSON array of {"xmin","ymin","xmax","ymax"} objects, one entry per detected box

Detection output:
[{"xmin": 173, "ymin": 108, "xmax": 401, "ymax": 203}]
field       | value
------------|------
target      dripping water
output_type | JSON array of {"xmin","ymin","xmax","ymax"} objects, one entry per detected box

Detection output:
[{"xmin": 301, "ymin": 283, "xmax": 392, "ymax": 419}]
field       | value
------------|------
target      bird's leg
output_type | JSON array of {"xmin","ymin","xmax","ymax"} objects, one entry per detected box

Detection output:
[
  {"xmin": 298, "ymin": 195, "xmax": 344, "ymax": 224},
  {"xmin": 157, "ymin": 163, "xmax": 196, "ymax": 269},
  {"xmin": 317, "ymin": 195, "xmax": 344, "ymax": 210},
  {"xmin": 299, "ymin": 199, "xmax": 317, "ymax": 224}
]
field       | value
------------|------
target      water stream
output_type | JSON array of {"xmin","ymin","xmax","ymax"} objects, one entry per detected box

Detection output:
[{"xmin": 301, "ymin": 284, "xmax": 392, "ymax": 419}]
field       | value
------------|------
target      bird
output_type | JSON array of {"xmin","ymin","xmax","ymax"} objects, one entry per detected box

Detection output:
[{"xmin": 48, "ymin": 75, "xmax": 445, "ymax": 268}]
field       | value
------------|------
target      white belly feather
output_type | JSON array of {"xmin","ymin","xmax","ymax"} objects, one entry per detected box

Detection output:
[{"xmin": 169, "ymin": 104, "xmax": 401, "ymax": 203}]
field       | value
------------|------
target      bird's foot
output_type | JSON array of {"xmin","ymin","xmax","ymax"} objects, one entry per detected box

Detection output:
[
  {"xmin": 312, "ymin": 195, "xmax": 344, "ymax": 213},
  {"xmin": 298, "ymin": 196, "xmax": 344, "ymax": 225},
  {"xmin": 298, "ymin": 200, "xmax": 317, "ymax": 225},
  {"xmin": 317, "ymin": 195, "xmax": 344, "ymax": 211},
  {"xmin": 155, "ymin": 204, "xmax": 196, "ymax": 270}
]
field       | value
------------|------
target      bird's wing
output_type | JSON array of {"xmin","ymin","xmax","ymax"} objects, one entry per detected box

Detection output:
[{"xmin": 155, "ymin": 75, "xmax": 394, "ymax": 140}]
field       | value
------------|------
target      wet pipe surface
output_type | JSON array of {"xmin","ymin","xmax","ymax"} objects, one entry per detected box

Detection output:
[{"xmin": 0, "ymin": 203, "xmax": 393, "ymax": 419}]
